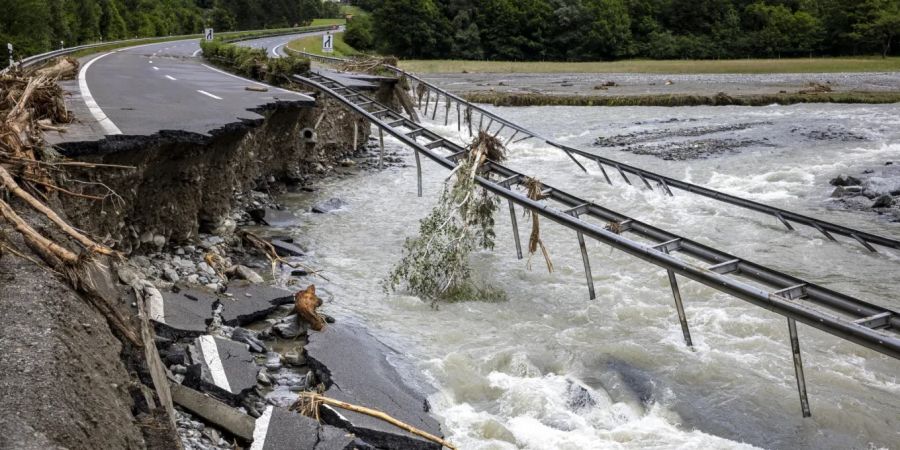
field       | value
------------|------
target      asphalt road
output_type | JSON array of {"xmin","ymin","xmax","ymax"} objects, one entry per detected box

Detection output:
[{"xmin": 64, "ymin": 30, "xmax": 331, "ymax": 139}]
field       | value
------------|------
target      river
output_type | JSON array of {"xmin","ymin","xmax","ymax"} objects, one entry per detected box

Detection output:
[{"xmin": 278, "ymin": 102, "xmax": 900, "ymax": 449}]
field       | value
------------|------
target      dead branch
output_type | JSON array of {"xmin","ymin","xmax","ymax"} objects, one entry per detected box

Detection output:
[
  {"xmin": 291, "ymin": 392, "xmax": 457, "ymax": 450},
  {"xmin": 0, "ymin": 165, "xmax": 118, "ymax": 257},
  {"xmin": 240, "ymin": 230, "xmax": 328, "ymax": 281},
  {"xmin": 523, "ymin": 177, "xmax": 553, "ymax": 273}
]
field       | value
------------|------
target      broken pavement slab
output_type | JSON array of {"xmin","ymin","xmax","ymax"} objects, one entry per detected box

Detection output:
[
  {"xmin": 154, "ymin": 283, "xmax": 294, "ymax": 336},
  {"xmin": 170, "ymin": 383, "xmax": 256, "ymax": 442},
  {"xmin": 249, "ymin": 208, "xmax": 303, "ymax": 228},
  {"xmin": 250, "ymin": 406, "xmax": 358, "ymax": 450},
  {"xmin": 305, "ymin": 324, "xmax": 443, "ymax": 450},
  {"xmin": 189, "ymin": 335, "xmax": 259, "ymax": 398}
]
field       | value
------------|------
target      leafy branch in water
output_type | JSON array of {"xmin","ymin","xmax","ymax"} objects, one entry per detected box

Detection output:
[{"xmin": 386, "ymin": 132, "xmax": 508, "ymax": 304}]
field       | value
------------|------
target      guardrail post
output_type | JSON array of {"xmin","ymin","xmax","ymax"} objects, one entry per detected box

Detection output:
[
  {"xmin": 378, "ymin": 128, "xmax": 385, "ymax": 169},
  {"xmin": 423, "ymin": 90, "xmax": 431, "ymax": 115},
  {"xmin": 788, "ymin": 318, "xmax": 812, "ymax": 418},
  {"xmin": 577, "ymin": 230, "xmax": 596, "ymax": 300},
  {"xmin": 596, "ymin": 161, "xmax": 613, "ymax": 185},
  {"xmin": 444, "ymin": 99, "xmax": 451, "ymax": 126},
  {"xmin": 431, "ymin": 93, "xmax": 439, "ymax": 120},
  {"xmin": 456, "ymin": 103, "xmax": 461, "ymax": 132},
  {"xmin": 414, "ymin": 149, "xmax": 423, "ymax": 197},
  {"xmin": 666, "ymin": 270, "xmax": 693, "ymax": 348},
  {"xmin": 508, "ymin": 200, "xmax": 523, "ymax": 260}
]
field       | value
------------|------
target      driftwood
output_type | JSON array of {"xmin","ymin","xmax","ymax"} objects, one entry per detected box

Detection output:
[
  {"xmin": 291, "ymin": 392, "xmax": 458, "ymax": 450},
  {"xmin": 523, "ymin": 177, "xmax": 553, "ymax": 273}
]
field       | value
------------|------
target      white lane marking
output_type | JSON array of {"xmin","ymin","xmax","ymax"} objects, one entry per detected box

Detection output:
[
  {"xmin": 165, "ymin": 75, "xmax": 177, "ymax": 81},
  {"xmin": 153, "ymin": 67, "xmax": 159, "ymax": 71},
  {"xmin": 146, "ymin": 285, "xmax": 165, "ymax": 323},
  {"xmin": 200, "ymin": 63, "xmax": 305, "ymax": 96},
  {"xmin": 149, "ymin": 60, "xmax": 153, "ymax": 64},
  {"xmin": 249, "ymin": 406, "xmax": 274, "ymax": 450},
  {"xmin": 192, "ymin": 48, "xmax": 203, "ymax": 57},
  {"xmin": 197, "ymin": 90, "xmax": 223, "ymax": 100},
  {"xmin": 199, "ymin": 336, "xmax": 232, "ymax": 392},
  {"xmin": 270, "ymin": 42, "xmax": 287, "ymax": 58},
  {"xmin": 78, "ymin": 52, "xmax": 122, "ymax": 135}
]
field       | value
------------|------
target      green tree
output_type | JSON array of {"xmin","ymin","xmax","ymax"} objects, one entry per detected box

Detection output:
[
  {"xmin": 372, "ymin": 0, "xmax": 448, "ymax": 57},
  {"xmin": 344, "ymin": 14, "xmax": 375, "ymax": 51},
  {"xmin": 854, "ymin": 0, "xmax": 900, "ymax": 57}
]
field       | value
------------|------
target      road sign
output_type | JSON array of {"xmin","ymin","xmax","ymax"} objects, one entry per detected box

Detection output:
[
  {"xmin": 204, "ymin": 28, "xmax": 214, "ymax": 41},
  {"xmin": 322, "ymin": 32, "xmax": 334, "ymax": 53}
]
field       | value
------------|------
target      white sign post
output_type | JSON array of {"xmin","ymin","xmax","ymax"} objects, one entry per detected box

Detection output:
[
  {"xmin": 322, "ymin": 32, "xmax": 334, "ymax": 53},
  {"xmin": 204, "ymin": 28, "xmax": 215, "ymax": 41},
  {"xmin": 7, "ymin": 43, "xmax": 13, "ymax": 68}
]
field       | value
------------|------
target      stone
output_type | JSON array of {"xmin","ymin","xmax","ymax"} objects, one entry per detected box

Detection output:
[
  {"xmin": 163, "ymin": 268, "xmax": 181, "ymax": 283},
  {"xmin": 117, "ymin": 266, "xmax": 140, "ymax": 286},
  {"xmin": 231, "ymin": 265, "xmax": 264, "ymax": 284},
  {"xmin": 311, "ymin": 198, "xmax": 347, "ymax": 214},
  {"xmin": 873, "ymin": 195, "xmax": 895, "ymax": 208},
  {"xmin": 283, "ymin": 350, "xmax": 305, "ymax": 367},
  {"xmin": 249, "ymin": 208, "xmax": 302, "ymax": 228},
  {"xmin": 153, "ymin": 235, "xmax": 167, "ymax": 248},
  {"xmin": 830, "ymin": 174, "xmax": 862, "ymax": 187},
  {"xmin": 271, "ymin": 239, "xmax": 305, "ymax": 258},
  {"xmin": 257, "ymin": 369, "xmax": 272, "ymax": 386},
  {"xmin": 264, "ymin": 352, "xmax": 283, "ymax": 371},
  {"xmin": 306, "ymin": 324, "xmax": 443, "ymax": 449},
  {"xmin": 273, "ymin": 315, "xmax": 306, "ymax": 339},
  {"xmin": 212, "ymin": 219, "xmax": 237, "ymax": 237},
  {"xmin": 231, "ymin": 327, "xmax": 267, "ymax": 353},
  {"xmin": 198, "ymin": 262, "xmax": 217, "ymax": 276},
  {"xmin": 172, "ymin": 364, "xmax": 188, "ymax": 375}
]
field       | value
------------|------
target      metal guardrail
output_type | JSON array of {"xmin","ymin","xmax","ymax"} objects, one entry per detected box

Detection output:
[
  {"xmin": 290, "ymin": 50, "xmax": 900, "ymax": 255},
  {"xmin": 292, "ymin": 71, "xmax": 899, "ymax": 418}
]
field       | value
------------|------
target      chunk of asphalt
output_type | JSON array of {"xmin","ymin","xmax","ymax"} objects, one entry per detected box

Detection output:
[
  {"xmin": 305, "ymin": 324, "xmax": 443, "ymax": 450},
  {"xmin": 250, "ymin": 406, "xmax": 357, "ymax": 450},
  {"xmin": 155, "ymin": 284, "xmax": 294, "ymax": 337},
  {"xmin": 188, "ymin": 335, "xmax": 259, "ymax": 399},
  {"xmin": 220, "ymin": 283, "xmax": 295, "ymax": 325}
]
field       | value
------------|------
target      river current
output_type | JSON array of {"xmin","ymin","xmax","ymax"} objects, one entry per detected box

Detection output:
[{"xmin": 279, "ymin": 103, "xmax": 900, "ymax": 449}]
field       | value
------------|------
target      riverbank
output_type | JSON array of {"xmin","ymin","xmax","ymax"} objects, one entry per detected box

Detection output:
[
  {"xmin": 420, "ymin": 71, "xmax": 900, "ymax": 107},
  {"xmin": 400, "ymin": 57, "xmax": 900, "ymax": 74}
]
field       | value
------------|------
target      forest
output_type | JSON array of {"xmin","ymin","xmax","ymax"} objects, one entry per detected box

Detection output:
[
  {"xmin": 349, "ymin": 0, "xmax": 900, "ymax": 60},
  {"xmin": 0, "ymin": 0, "xmax": 341, "ymax": 65}
]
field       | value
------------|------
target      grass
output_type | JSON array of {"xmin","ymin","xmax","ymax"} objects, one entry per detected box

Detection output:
[
  {"xmin": 463, "ymin": 90, "xmax": 900, "ymax": 107},
  {"xmin": 286, "ymin": 32, "xmax": 360, "ymax": 58},
  {"xmin": 399, "ymin": 57, "xmax": 900, "ymax": 74},
  {"xmin": 310, "ymin": 18, "xmax": 346, "ymax": 27},
  {"xmin": 340, "ymin": 5, "xmax": 370, "ymax": 18}
]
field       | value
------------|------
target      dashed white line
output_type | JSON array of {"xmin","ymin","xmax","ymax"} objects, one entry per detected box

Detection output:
[
  {"xmin": 198, "ymin": 336, "xmax": 231, "ymax": 392},
  {"xmin": 200, "ymin": 63, "xmax": 305, "ymax": 96},
  {"xmin": 197, "ymin": 90, "xmax": 223, "ymax": 100},
  {"xmin": 165, "ymin": 75, "xmax": 177, "ymax": 81},
  {"xmin": 78, "ymin": 52, "xmax": 122, "ymax": 135},
  {"xmin": 148, "ymin": 60, "xmax": 153, "ymax": 64},
  {"xmin": 249, "ymin": 406, "xmax": 273, "ymax": 450},
  {"xmin": 152, "ymin": 67, "xmax": 159, "ymax": 71}
]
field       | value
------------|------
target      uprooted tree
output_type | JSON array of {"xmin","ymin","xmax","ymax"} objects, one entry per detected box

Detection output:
[
  {"xmin": 0, "ymin": 58, "xmax": 141, "ymax": 345},
  {"xmin": 385, "ymin": 131, "xmax": 554, "ymax": 304}
]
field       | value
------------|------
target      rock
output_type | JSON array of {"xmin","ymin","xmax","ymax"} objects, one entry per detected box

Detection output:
[
  {"xmin": 212, "ymin": 219, "xmax": 237, "ymax": 237},
  {"xmin": 153, "ymin": 234, "xmax": 167, "ymax": 248},
  {"xmin": 187, "ymin": 335, "xmax": 259, "ymax": 398},
  {"xmin": 873, "ymin": 195, "xmax": 895, "ymax": 208},
  {"xmin": 257, "ymin": 369, "xmax": 272, "ymax": 386},
  {"xmin": 198, "ymin": 262, "xmax": 217, "ymax": 277},
  {"xmin": 117, "ymin": 266, "xmax": 140, "ymax": 285},
  {"xmin": 831, "ymin": 187, "xmax": 846, "ymax": 198},
  {"xmin": 163, "ymin": 268, "xmax": 181, "ymax": 283},
  {"xmin": 306, "ymin": 324, "xmax": 443, "ymax": 449},
  {"xmin": 830, "ymin": 174, "xmax": 862, "ymax": 187},
  {"xmin": 291, "ymin": 269, "xmax": 309, "ymax": 277},
  {"xmin": 229, "ymin": 265, "xmax": 264, "ymax": 284},
  {"xmin": 311, "ymin": 198, "xmax": 347, "ymax": 214},
  {"xmin": 185, "ymin": 274, "xmax": 200, "ymax": 285},
  {"xmin": 231, "ymin": 327, "xmax": 267, "ymax": 353},
  {"xmin": 283, "ymin": 350, "xmax": 305, "ymax": 367},
  {"xmin": 172, "ymin": 364, "xmax": 188, "ymax": 375},
  {"xmin": 264, "ymin": 352, "xmax": 283, "ymax": 371},
  {"xmin": 249, "ymin": 208, "xmax": 302, "ymax": 228},
  {"xmin": 271, "ymin": 239, "xmax": 305, "ymax": 257},
  {"xmin": 273, "ymin": 315, "xmax": 307, "ymax": 339}
]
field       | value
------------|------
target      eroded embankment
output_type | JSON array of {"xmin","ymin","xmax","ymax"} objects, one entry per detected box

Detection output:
[{"xmin": 0, "ymin": 92, "xmax": 371, "ymax": 448}]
